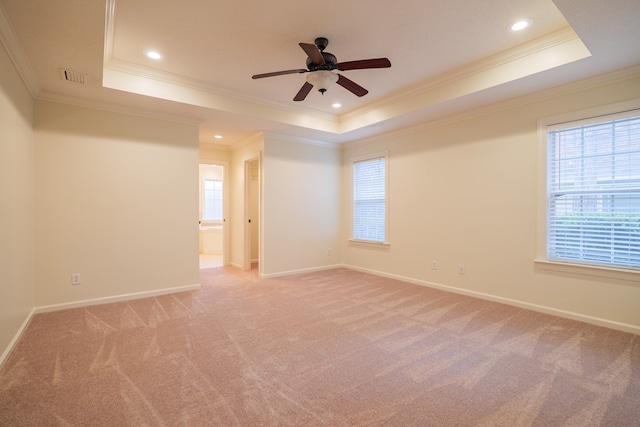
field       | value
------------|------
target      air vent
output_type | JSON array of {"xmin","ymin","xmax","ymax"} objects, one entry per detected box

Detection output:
[{"xmin": 60, "ymin": 69, "xmax": 89, "ymax": 84}]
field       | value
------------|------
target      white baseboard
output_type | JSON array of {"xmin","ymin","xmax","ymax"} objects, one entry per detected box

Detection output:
[
  {"xmin": 33, "ymin": 284, "xmax": 201, "ymax": 314},
  {"xmin": 261, "ymin": 264, "xmax": 344, "ymax": 279},
  {"xmin": 0, "ymin": 307, "xmax": 37, "ymax": 369},
  {"xmin": 1, "ymin": 283, "xmax": 201, "ymax": 369},
  {"xmin": 4, "ymin": 264, "xmax": 637, "ymax": 370},
  {"xmin": 344, "ymin": 264, "xmax": 640, "ymax": 336}
]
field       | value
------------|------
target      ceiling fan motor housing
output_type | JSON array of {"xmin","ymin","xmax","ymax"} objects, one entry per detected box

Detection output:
[
  {"xmin": 314, "ymin": 37, "xmax": 329, "ymax": 51},
  {"xmin": 306, "ymin": 52, "xmax": 337, "ymax": 71}
]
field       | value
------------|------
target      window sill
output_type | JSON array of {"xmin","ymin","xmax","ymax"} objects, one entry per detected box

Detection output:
[
  {"xmin": 534, "ymin": 259, "xmax": 640, "ymax": 283},
  {"xmin": 348, "ymin": 239, "xmax": 391, "ymax": 250},
  {"xmin": 200, "ymin": 220, "xmax": 223, "ymax": 226}
]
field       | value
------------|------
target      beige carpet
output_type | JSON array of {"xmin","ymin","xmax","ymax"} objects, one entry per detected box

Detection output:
[{"xmin": 1, "ymin": 267, "xmax": 639, "ymax": 426}]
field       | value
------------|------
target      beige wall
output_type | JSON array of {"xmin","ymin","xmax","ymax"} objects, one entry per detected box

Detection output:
[
  {"xmin": 34, "ymin": 101, "xmax": 200, "ymax": 307},
  {"xmin": 342, "ymin": 72, "xmax": 640, "ymax": 332},
  {"xmin": 262, "ymin": 134, "xmax": 341, "ymax": 277},
  {"xmin": 0, "ymin": 43, "xmax": 36, "ymax": 359}
]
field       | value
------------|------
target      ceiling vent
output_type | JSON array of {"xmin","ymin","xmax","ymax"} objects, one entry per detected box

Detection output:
[{"xmin": 60, "ymin": 69, "xmax": 89, "ymax": 84}]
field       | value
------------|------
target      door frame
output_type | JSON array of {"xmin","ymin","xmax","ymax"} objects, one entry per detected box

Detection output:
[
  {"xmin": 199, "ymin": 160, "xmax": 229, "ymax": 267},
  {"xmin": 243, "ymin": 156, "xmax": 261, "ymax": 272}
]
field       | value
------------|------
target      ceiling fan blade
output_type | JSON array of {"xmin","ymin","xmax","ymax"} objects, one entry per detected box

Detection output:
[
  {"xmin": 337, "ymin": 58, "xmax": 391, "ymax": 71},
  {"xmin": 299, "ymin": 42, "xmax": 325, "ymax": 65},
  {"xmin": 337, "ymin": 74, "xmax": 368, "ymax": 97},
  {"xmin": 293, "ymin": 82, "xmax": 314, "ymax": 101},
  {"xmin": 252, "ymin": 69, "xmax": 307, "ymax": 79}
]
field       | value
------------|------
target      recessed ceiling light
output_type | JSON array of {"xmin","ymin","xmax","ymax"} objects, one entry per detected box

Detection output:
[
  {"xmin": 214, "ymin": 134, "xmax": 223, "ymax": 139},
  {"xmin": 332, "ymin": 103, "xmax": 342, "ymax": 109},
  {"xmin": 146, "ymin": 51, "xmax": 162, "ymax": 60},
  {"xmin": 511, "ymin": 18, "xmax": 533, "ymax": 31}
]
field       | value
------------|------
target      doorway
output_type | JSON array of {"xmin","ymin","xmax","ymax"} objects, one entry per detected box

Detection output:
[{"xmin": 199, "ymin": 163, "xmax": 227, "ymax": 269}]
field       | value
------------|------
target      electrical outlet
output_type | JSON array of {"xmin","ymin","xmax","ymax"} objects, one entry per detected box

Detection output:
[
  {"xmin": 71, "ymin": 273, "xmax": 81, "ymax": 285},
  {"xmin": 327, "ymin": 249, "xmax": 331, "ymax": 256},
  {"xmin": 458, "ymin": 264, "xmax": 466, "ymax": 275},
  {"xmin": 432, "ymin": 260, "xmax": 438, "ymax": 270}
]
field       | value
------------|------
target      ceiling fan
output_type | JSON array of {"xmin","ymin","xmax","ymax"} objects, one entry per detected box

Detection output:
[{"xmin": 251, "ymin": 37, "xmax": 391, "ymax": 101}]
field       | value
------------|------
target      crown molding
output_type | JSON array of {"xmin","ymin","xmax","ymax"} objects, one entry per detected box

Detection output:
[
  {"xmin": 343, "ymin": 65, "xmax": 640, "ymax": 149},
  {"xmin": 199, "ymin": 141, "xmax": 234, "ymax": 152},
  {"xmin": 338, "ymin": 27, "xmax": 589, "ymax": 130},
  {"xmin": 0, "ymin": 2, "xmax": 41, "ymax": 97},
  {"xmin": 36, "ymin": 91, "xmax": 203, "ymax": 127},
  {"xmin": 103, "ymin": 0, "xmax": 117, "ymax": 66},
  {"xmin": 104, "ymin": 59, "xmax": 300, "ymax": 114},
  {"xmin": 262, "ymin": 131, "xmax": 339, "ymax": 149},
  {"xmin": 103, "ymin": 61, "xmax": 341, "ymax": 134},
  {"xmin": 229, "ymin": 132, "xmax": 265, "ymax": 151}
]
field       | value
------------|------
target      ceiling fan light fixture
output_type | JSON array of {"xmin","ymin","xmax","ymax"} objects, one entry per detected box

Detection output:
[{"xmin": 306, "ymin": 70, "xmax": 338, "ymax": 94}]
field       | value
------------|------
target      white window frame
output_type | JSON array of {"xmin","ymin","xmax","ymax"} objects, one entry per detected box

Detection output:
[
  {"xmin": 202, "ymin": 178, "xmax": 223, "ymax": 224},
  {"xmin": 349, "ymin": 151, "xmax": 390, "ymax": 247},
  {"xmin": 535, "ymin": 99, "xmax": 640, "ymax": 282}
]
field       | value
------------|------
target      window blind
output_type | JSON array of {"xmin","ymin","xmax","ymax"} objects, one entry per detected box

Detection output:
[
  {"xmin": 547, "ymin": 112, "xmax": 640, "ymax": 269},
  {"xmin": 353, "ymin": 156, "xmax": 386, "ymax": 242}
]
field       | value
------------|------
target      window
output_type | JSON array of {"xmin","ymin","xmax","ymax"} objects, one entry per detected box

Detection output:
[
  {"xmin": 203, "ymin": 179, "xmax": 223, "ymax": 221},
  {"xmin": 546, "ymin": 109, "xmax": 640, "ymax": 270},
  {"xmin": 352, "ymin": 153, "xmax": 388, "ymax": 242}
]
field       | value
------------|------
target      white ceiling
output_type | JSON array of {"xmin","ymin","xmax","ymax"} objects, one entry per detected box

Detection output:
[{"xmin": 1, "ymin": 0, "xmax": 639, "ymax": 147}]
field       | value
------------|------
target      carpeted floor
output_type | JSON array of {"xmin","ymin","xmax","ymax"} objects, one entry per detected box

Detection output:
[{"xmin": 1, "ymin": 267, "xmax": 639, "ymax": 426}]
